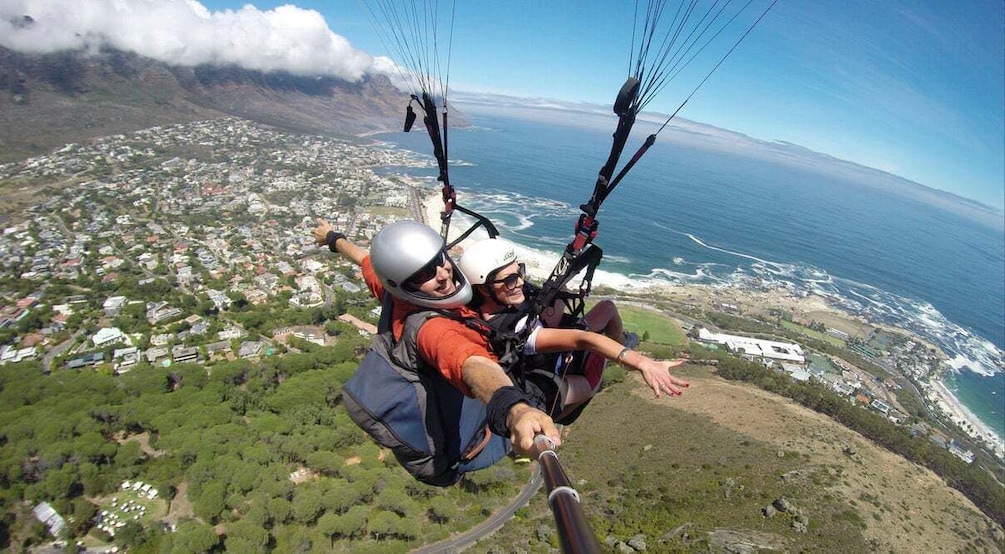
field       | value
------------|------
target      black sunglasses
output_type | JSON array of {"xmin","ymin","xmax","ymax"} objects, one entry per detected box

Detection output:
[
  {"xmin": 489, "ymin": 263, "xmax": 525, "ymax": 289},
  {"xmin": 404, "ymin": 251, "xmax": 448, "ymax": 289}
]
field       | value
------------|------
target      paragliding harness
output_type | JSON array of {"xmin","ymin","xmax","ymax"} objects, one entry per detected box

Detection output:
[
  {"xmin": 341, "ymin": 294, "xmax": 511, "ymax": 487},
  {"xmin": 340, "ymin": 287, "xmax": 593, "ymax": 486},
  {"xmin": 403, "ymin": 81, "xmax": 614, "ymax": 425},
  {"xmin": 382, "ymin": 0, "xmax": 784, "ymax": 462},
  {"xmin": 341, "ymin": 88, "xmax": 611, "ymax": 486}
]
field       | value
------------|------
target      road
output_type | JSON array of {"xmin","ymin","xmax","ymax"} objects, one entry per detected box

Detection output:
[
  {"xmin": 411, "ymin": 468, "xmax": 544, "ymax": 553},
  {"xmin": 42, "ymin": 330, "xmax": 82, "ymax": 373}
]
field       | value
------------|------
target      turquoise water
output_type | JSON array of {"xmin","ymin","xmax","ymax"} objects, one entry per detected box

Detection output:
[{"xmin": 945, "ymin": 371, "xmax": 1004, "ymax": 438}]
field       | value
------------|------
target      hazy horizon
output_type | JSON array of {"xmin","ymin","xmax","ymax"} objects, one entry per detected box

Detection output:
[{"xmin": 450, "ymin": 93, "xmax": 1004, "ymax": 230}]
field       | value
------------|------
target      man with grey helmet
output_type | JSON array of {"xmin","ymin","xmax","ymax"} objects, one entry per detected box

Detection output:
[{"xmin": 313, "ymin": 218, "xmax": 561, "ymax": 456}]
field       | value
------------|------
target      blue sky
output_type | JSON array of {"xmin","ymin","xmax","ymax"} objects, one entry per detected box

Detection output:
[
  {"xmin": 5, "ymin": 0, "xmax": 1000, "ymax": 210},
  {"xmin": 198, "ymin": 0, "xmax": 1004, "ymax": 212}
]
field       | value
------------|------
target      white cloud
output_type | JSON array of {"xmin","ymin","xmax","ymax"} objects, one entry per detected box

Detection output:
[{"xmin": 0, "ymin": 0, "xmax": 377, "ymax": 81}]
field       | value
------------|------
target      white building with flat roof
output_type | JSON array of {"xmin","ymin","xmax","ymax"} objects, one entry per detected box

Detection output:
[
  {"xmin": 103, "ymin": 295, "xmax": 128, "ymax": 316},
  {"xmin": 93, "ymin": 327, "xmax": 125, "ymax": 347},
  {"xmin": 32, "ymin": 502, "xmax": 65, "ymax": 537},
  {"xmin": 698, "ymin": 328, "xmax": 805, "ymax": 363}
]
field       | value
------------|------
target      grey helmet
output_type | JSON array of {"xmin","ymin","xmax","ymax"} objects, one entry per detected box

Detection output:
[{"xmin": 369, "ymin": 220, "xmax": 472, "ymax": 309}]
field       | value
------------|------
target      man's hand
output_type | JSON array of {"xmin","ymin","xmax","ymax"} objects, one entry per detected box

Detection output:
[
  {"xmin": 458, "ymin": 356, "xmax": 561, "ymax": 456},
  {"xmin": 312, "ymin": 218, "xmax": 335, "ymax": 247},
  {"xmin": 507, "ymin": 403, "xmax": 561, "ymax": 456}
]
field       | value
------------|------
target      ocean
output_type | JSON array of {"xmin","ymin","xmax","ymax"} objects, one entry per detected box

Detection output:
[{"xmin": 373, "ymin": 107, "xmax": 1005, "ymax": 439}]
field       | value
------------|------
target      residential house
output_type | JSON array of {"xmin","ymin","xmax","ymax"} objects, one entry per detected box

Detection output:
[
  {"xmin": 171, "ymin": 345, "xmax": 199, "ymax": 364},
  {"xmin": 300, "ymin": 259, "xmax": 324, "ymax": 273},
  {"xmin": 147, "ymin": 301, "xmax": 182, "ymax": 324},
  {"xmin": 833, "ymin": 382, "xmax": 857, "ymax": 397},
  {"xmin": 196, "ymin": 248, "xmax": 218, "ymax": 269},
  {"xmin": 870, "ymin": 399, "xmax": 891, "ymax": 416},
  {"xmin": 103, "ymin": 295, "xmax": 127, "ymax": 317},
  {"xmin": 253, "ymin": 273, "xmax": 279, "ymax": 293},
  {"xmin": 780, "ymin": 363, "xmax": 811, "ymax": 382},
  {"xmin": 218, "ymin": 326, "xmax": 244, "ymax": 340},
  {"xmin": 67, "ymin": 352, "xmax": 104, "ymax": 369},
  {"xmin": 177, "ymin": 265, "xmax": 194, "ymax": 284},
  {"xmin": 289, "ymin": 290, "xmax": 323, "ymax": 308},
  {"xmin": 338, "ymin": 313, "xmax": 377, "ymax": 336},
  {"xmin": 32, "ymin": 502, "xmax": 65, "ymax": 538},
  {"xmin": 826, "ymin": 327, "xmax": 850, "ymax": 340},
  {"xmin": 697, "ymin": 328, "xmax": 805, "ymax": 363},
  {"xmin": 206, "ymin": 289, "xmax": 231, "ymax": 310},
  {"xmin": 291, "ymin": 331, "xmax": 325, "ymax": 346},
  {"xmin": 113, "ymin": 347, "xmax": 139, "ymax": 371},
  {"xmin": 295, "ymin": 274, "xmax": 320, "ymax": 291},
  {"xmin": 947, "ymin": 440, "xmax": 975, "ymax": 464},
  {"xmin": 238, "ymin": 341, "xmax": 263, "ymax": 358},
  {"xmin": 0, "ymin": 346, "xmax": 37, "ymax": 364},
  {"xmin": 205, "ymin": 340, "xmax": 232, "ymax": 358},
  {"xmin": 146, "ymin": 347, "xmax": 169, "ymax": 364},
  {"xmin": 338, "ymin": 281, "xmax": 362, "ymax": 294},
  {"xmin": 93, "ymin": 327, "xmax": 125, "ymax": 348},
  {"xmin": 244, "ymin": 288, "xmax": 268, "ymax": 305},
  {"xmin": 137, "ymin": 252, "xmax": 158, "ymax": 270}
]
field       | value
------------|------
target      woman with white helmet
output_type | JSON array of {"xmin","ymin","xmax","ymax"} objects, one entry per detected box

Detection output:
[
  {"xmin": 313, "ymin": 218, "xmax": 560, "ymax": 457},
  {"xmin": 458, "ymin": 237, "xmax": 690, "ymax": 417},
  {"xmin": 459, "ymin": 238, "xmax": 630, "ymax": 342}
]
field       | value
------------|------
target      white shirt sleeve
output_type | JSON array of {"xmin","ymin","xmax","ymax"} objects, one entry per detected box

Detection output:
[{"xmin": 514, "ymin": 315, "xmax": 544, "ymax": 355}]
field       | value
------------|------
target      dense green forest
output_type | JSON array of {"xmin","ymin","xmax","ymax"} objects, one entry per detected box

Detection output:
[{"xmin": 0, "ymin": 336, "xmax": 529, "ymax": 553}]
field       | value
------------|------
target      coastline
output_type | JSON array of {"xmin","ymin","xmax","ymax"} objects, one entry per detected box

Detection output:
[
  {"xmin": 929, "ymin": 378, "xmax": 1003, "ymax": 456},
  {"xmin": 420, "ymin": 190, "xmax": 1004, "ymax": 460}
]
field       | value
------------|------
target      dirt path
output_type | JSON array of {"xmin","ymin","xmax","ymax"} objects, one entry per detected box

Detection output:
[
  {"xmin": 114, "ymin": 431, "xmax": 163, "ymax": 458},
  {"xmin": 166, "ymin": 482, "xmax": 194, "ymax": 522}
]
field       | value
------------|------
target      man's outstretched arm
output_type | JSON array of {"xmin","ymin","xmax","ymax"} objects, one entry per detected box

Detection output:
[{"xmin": 312, "ymin": 218, "xmax": 367, "ymax": 266}]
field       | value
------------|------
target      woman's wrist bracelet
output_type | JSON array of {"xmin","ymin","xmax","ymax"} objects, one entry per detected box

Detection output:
[{"xmin": 616, "ymin": 347, "xmax": 631, "ymax": 366}]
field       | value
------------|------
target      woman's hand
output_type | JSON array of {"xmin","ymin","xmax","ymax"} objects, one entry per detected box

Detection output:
[{"xmin": 636, "ymin": 358, "xmax": 690, "ymax": 398}]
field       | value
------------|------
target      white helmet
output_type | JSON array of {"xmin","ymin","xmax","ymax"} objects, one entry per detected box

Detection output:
[
  {"xmin": 458, "ymin": 238, "xmax": 518, "ymax": 285},
  {"xmin": 370, "ymin": 220, "xmax": 472, "ymax": 309}
]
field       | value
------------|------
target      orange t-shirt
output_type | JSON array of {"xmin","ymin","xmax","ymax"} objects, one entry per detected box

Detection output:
[{"xmin": 362, "ymin": 256, "xmax": 495, "ymax": 396}]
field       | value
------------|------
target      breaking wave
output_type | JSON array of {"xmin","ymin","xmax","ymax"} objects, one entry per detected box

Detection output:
[{"xmin": 446, "ymin": 186, "xmax": 1004, "ymax": 379}]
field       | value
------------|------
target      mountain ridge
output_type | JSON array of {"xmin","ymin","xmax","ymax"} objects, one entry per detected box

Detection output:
[{"xmin": 0, "ymin": 46, "xmax": 407, "ymax": 164}]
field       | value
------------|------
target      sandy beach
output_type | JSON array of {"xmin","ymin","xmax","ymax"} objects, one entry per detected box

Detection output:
[
  {"xmin": 930, "ymin": 379, "xmax": 1004, "ymax": 459},
  {"xmin": 421, "ymin": 191, "xmax": 1004, "ymax": 459}
]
